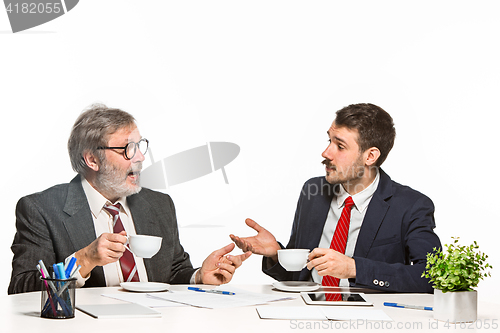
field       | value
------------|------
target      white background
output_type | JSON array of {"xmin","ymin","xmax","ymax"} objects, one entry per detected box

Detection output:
[{"xmin": 1, "ymin": 1, "xmax": 499, "ymax": 303}]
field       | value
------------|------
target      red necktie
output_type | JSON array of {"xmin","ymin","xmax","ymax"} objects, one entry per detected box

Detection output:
[
  {"xmin": 322, "ymin": 196, "xmax": 355, "ymax": 288},
  {"xmin": 104, "ymin": 203, "xmax": 140, "ymax": 282}
]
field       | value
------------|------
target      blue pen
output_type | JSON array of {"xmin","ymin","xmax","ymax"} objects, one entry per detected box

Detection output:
[
  {"xmin": 65, "ymin": 257, "xmax": 77, "ymax": 278},
  {"xmin": 53, "ymin": 264, "xmax": 60, "ymax": 279},
  {"xmin": 384, "ymin": 302, "xmax": 433, "ymax": 311},
  {"xmin": 188, "ymin": 287, "xmax": 235, "ymax": 295},
  {"xmin": 57, "ymin": 262, "xmax": 66, "ymax": 279}
]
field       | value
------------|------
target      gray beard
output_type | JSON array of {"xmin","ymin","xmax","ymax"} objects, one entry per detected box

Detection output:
[{"xmin": 95, "ymin": 162, "xmax": 142, "ymax": 200}]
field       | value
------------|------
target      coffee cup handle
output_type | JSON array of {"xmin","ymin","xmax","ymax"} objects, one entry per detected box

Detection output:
[
  {"xmin": 124, "ymin": 236, "xmax": 136, "ymax": 256},
  {"xmin": 303, "ymin": 256, "xmax": 310, "ymax": 269}
]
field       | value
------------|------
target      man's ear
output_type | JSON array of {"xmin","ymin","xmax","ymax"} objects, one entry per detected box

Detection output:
[
  {"xmin": 82, "ymin": 151, "xmax": 100, "ymax": 172},
  {"xmin": 364, "ymin": 147, "xmax": 381, "ymax": 166}
]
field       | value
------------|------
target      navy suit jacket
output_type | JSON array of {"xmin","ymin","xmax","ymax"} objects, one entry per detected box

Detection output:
[
  {"xmin": 8, "ymin": 175, "xmax": 196, "ymax": 294},
  {"xmin": 263, "ymin": 169, "xmax": 441, "ymax": 293}
]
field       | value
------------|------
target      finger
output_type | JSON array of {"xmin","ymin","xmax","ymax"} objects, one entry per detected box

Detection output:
[
  {"xmin": 241, "ymin": 251, "xmax": 252, "ymax": 261},
  {"xmin": 238, "ymin": 240, "xmax": 253, "ymax": 253},
  {"xmin": 212, "ymin": 243, "xmax": 235, "ymax": 257},
  {"xmin": 308, "ymin": 248, "xmax": 327, "ymax": 260},
  {"xmin": 313, "ymin": 262, "xmax": 332, "ymax": 275},
  {"xmin": 307, "ymin": 254, "xmax": 328, "ymax": 270},
  {"xmin": 217, "ymin": 262, "xmax": 236, "ymax": 275},
  {"xmin": 103, "ymin": 241, "xmax": 126, "ymax": 255},
  {"xmin": 245, "ymin": 218, "xmax": 264, "ymax": 233},
  {"xmin": 95, "ymin": 245, "xmax": 124, "ymax": 264},
  {"xmin": 306, "ymin": 258, "xmax": 319, "ymax": 270},
  {"xmin": 230, "ymin": 235, "xmax": 257, "ymax": 253},
  {"xmin": 107, "ymin": 233, "xmax": 127, "ymax": 244},
  {"xmin": 215, "ymin": 268, "xmax": 232, "ymax": 282},
  {"xmin": 105, "ymin": 249, "xmax": 124, "ymax": 261},
  {"xmin": 243, "ymin": 242, "xmax": 255, "ymax": 253},
  {"xmin": 225, "ymin": 251, "xmax": 252, "ymax": 267},
  {"xmin": 229, "ymin": 235, "xmax": 245, "ymax": 248}
]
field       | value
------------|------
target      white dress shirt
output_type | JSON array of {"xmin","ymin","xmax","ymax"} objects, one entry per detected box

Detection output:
[
  {"xmin": 74, "ymin": 178, "xmax": 149, "ymax": 287},
  {"xmin": 311, "ymin": 169, "xmax": 380, "ymax": 286}
]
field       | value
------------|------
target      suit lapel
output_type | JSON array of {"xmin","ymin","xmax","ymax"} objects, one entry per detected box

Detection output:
[
  {"xmin": 62, "ymin": 175, "xmax": 97, "ymax": 251},
  {"xmin": 62, "ymin": 175, "xmax": 106, "ymax": 285},
  {"xmin": 353, "ymin": 169, "xmax": 393, "ymax": 258},
  {"xmin": 127, "ymin": 193, "xmax": 161, "ymax": 236},
  {"xmin": 307, "ymin": 181, "xmax": 337, "ymax": 250},
  {"xmin": 298, "ymin": 179, "xmax": 336, "ymax": 280},
  {"xmin": 127, "ymin": 192, "xmax": 163, "ymax": 281}
]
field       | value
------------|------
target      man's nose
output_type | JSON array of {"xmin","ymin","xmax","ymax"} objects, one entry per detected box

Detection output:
[
  {"xmin": 132, "ymin": 149, "xmax": 146, "ymax": 163},
  {"xmin": 322, "ymin": 144, "xmax": 333, "ymax": 161}
]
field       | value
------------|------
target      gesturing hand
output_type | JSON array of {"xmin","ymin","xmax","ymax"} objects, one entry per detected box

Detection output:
[
  {"xmin": 229, "ymin": 218, "xmax": 281, "ymax": 260},
  {"xmin": 198, "ymin": 243, "xmax": 251, "ymax": 285}
]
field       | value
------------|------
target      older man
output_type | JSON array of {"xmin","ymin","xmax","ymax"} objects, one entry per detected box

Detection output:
[{"xmin": 9, "ymin": 104, "xmax": 250, "ymax": 294}]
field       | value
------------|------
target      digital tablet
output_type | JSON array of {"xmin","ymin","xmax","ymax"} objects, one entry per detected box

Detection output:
[{"xmin": 300, "ymin": 292, "xmax": 373, "ymax": 306}]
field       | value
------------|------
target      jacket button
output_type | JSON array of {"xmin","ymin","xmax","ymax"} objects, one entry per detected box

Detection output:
[
  {"xmin": 385, "ymin": 281, "xmax": 390, "ymax": 288},
  {"xmin": 373, "ymin": 279, "xmax": 379, "ymax": 285},
  {"xmin": 378, "ymin": 281, "xmax": 385, "ymax": 287}
]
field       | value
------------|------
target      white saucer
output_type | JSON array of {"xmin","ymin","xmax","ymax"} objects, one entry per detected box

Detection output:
[
  {"xmin": 120, "ymin": 282, "xmax": 170, "ymax": 292},
  {"xmin": 272, "ymin": 281, "xmax": 320, "ymax": 292}
]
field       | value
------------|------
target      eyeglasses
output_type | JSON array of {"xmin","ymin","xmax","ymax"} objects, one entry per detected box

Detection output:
[{"xmin": 97, "ymin": 138, "xmax": 149, "ymax": 160}]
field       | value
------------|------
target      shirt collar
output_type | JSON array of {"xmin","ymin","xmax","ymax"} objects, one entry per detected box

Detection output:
[
  {"xmin": 336, "ymin": 168, "xmax": 380, "ymax": 213},
  {"xmin": 81, "ymin": 177, "xmax": 131, "ymax": 218}
]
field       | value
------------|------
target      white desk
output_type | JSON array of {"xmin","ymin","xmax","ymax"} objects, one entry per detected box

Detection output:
[{"xmin": 1, "ymin": 285, "xmax": 499, "ymax": 333}]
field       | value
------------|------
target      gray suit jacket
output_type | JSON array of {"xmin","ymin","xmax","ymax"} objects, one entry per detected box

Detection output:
[{"xmin": 8, "ymin": 175, "xmax": 196, "ymax": 294}]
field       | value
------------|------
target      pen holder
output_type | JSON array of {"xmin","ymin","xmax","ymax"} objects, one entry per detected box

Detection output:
[{"xmin": 40, "ymin": 277, "xmax": 76, "ymax": 319}]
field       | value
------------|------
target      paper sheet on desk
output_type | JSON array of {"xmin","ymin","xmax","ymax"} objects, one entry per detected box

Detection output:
[
  {"xmin": 257, "ymin": 306, "xmax": 393, "ymax": 321},
  {"xmin": 102, "ymin": 293, "xmax": 188, "ymax": 307},
  {"xmin": 213, "ymin": 286, "xmax": 296, "ymax": 303},
  {"xmin": 147, "ymin": 286, "xmax": 295, "ymax": 309}
]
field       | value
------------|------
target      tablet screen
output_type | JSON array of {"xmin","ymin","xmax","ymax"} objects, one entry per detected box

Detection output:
[{"xmin": 307, "ymin": 292, "xmax": 366, "ymax": 303}]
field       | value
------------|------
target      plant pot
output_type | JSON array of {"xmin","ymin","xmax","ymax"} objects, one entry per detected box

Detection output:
[{"xmin": 433, "ymin": 289, "xmax": 477, "ymax": 323}]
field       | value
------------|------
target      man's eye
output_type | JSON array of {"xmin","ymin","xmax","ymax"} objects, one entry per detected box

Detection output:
[{"xmin": 338, "ymin": 145, "xmax": 344, "ymax": 150}]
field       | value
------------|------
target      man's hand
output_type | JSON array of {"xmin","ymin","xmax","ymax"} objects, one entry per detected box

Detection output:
[
  {"xmin": 75, "ymin": 231, "xmax": 128, "ymax": 278},
  {"xmin": 229, "ymin": 218, "xmax": 281, "ymax": 261},
  {"xmin": 307, "ymin": 248, "xmax": 356, "ymax": 279},
  {"xmin": 197, "ymin": 243, "xmax": 251, "ymax": 285}
]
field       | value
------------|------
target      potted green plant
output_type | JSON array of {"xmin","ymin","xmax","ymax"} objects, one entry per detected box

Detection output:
[{"xmin": 422, "ymin": 237, "xmax": 492, "ymax": 323}]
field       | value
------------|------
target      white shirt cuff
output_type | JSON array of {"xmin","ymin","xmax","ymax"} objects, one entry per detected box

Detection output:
[
  {"xmin": 190, "ymin": 268, "xmax": 200, "ymax": 284},
  {"xmin": 66, "ymin": 253, "xmax": 90, "ymax": 288}
]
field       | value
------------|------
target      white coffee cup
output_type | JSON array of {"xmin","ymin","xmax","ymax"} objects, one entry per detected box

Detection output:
[
  {"xmin": 125, "ymin": 235, "xmax": 162, "ymax": 258},
  {"xmin": 277, "ymin": 249, "xmax": 310, "ymax": 271}
]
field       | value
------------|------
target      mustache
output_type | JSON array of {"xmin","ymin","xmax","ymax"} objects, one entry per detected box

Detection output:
[
  {"xmin": 322, "ymin": 159, "xmax": 335, "ymax": 169},
  {"xmin": 128, "ymin": 162, "xmax": 143, "ymax": 174}
]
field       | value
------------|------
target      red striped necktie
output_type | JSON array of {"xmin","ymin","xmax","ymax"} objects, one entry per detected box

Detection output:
[
  {"xmin": 104, "ymin": 203, "xmax": 140, "ymax": 282},
  {"xmin": 322, "ymin": 196, "xmax": 355, "ymax": 288}
]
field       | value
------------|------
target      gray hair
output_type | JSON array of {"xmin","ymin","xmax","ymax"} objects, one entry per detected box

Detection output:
[{"xmin": 68, "ymin": 104, "xmax": 136, "ymax": 176}]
